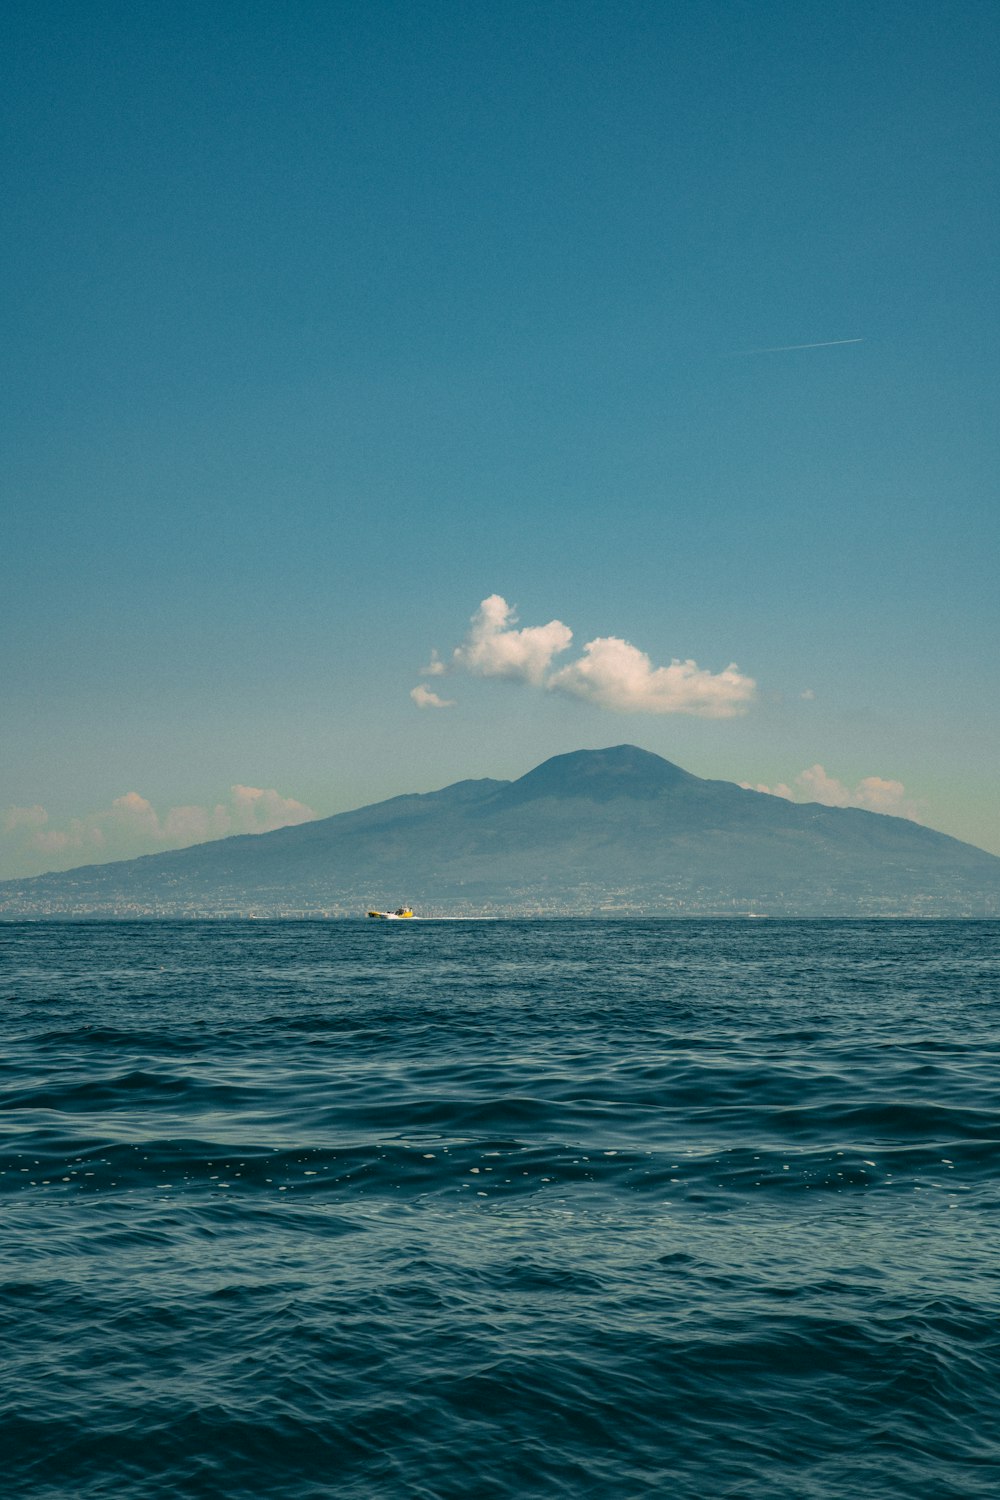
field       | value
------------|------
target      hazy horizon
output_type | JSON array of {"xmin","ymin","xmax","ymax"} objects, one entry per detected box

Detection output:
[{"xmin": 4, "ymin": 743, "xmax": 999, "ymax": 891}]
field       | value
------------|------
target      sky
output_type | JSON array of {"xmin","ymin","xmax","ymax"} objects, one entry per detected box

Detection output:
[{"xmin": 2, "ymin": 0, "xmax": 998, "ymax": 879}]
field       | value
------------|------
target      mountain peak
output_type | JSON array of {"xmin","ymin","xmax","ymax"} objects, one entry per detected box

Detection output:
[
  {"xmin": 498, "ymin": 745, "xmax": 698, "ymax": 805},
  {"xmin": 3, "ymin": 741, "xmax": 999, "ymax": 917}
]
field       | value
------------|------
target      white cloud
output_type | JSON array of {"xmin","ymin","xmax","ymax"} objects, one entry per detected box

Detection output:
[
  {"xmin": 452, "ymin": 594, "xmax": 573, "ymax": 685},
  {"xmin": 228, "ymin": 785, "xmax": 315, "ymax": 833},
  {"xmin": 162, "ymin": 804, "xmax": 227, "ymax": 844},
  {"xmin": 549, "ymin": 637, "xmax": 755, "ymax": 717},
  {"xmin": 32, "ymin": 820, "xmax": 106, "ymax": 856},
  {"xmin": 747, "ymin": 765, "xmax": 919, "ymax": 819},
  {"xmin": 417, "ymin": 594, "xmax": 756, "ymax": 718},
  {"xmin": 110, "ymin": 791, "xmax": 161, "ymax": 837},
  {"xmin": 420, "ymin": 651, "xmax": 447, "ymax": 677},
  {"xmin": 410, "ymin": 684, "xmax": 456, "ymax": 709},
  {"xmin": 743, "ymin": 781, "xmax": 796, "ymax": 800},
  {"xmin": 800, "ymin": 688, "xmax": 816, "ymax": 701},
  {"xmin": 1, "ymin": 786, "xmax": 317, "ymax": 878},
  {"xmin": 852, "ymin": 775, "xmax": 916, "ymax": 817},
  {"xmin": 4, "ymin": 804, "xmax": 48, "ymax": 833}
]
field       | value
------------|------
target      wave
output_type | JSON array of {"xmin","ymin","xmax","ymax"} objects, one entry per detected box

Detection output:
[{"xmin": 2, "ymin": 919, "xmax": 999, "ymax": 1499}]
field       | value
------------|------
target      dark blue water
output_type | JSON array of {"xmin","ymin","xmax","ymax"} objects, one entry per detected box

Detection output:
[{"xmin": 1, "ymin": 920, "xmax": 998, "ymax": 1499}]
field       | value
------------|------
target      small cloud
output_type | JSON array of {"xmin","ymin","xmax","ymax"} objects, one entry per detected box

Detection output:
[
  {"xmin": 4, "ymin": 804, "xmax": 48, "ymax": 833},
  {"xmin": 796, "ymin": 764, "xmax": 854, "ymax": 807},
  {"xmin": 852, "ymin": 775, "xmax": 915, "ymax": 817},
  {"xmin": 549, "ymin": 637, "xmax": 755, "ymax": 717},
  {"xmin": 410, "ymin": 684, "xmax": 456, "ymax": 710},
  {"xmin": 800, "ymin": 689, "xmax": 816, "ymax": 701},
  {"xmin": 741, "ymin": 781, "xmax": 795, "ymax": 801},
  {"xmin": 751, "ymin": 764, "xmax": 919, "ymax": 819},
  {"xmin": 32, "ymin": 820, "xmax": 105, "ymax": 855},
  {"xmin": 228, "ymin": 785, "xmax": 315, "ymax": 833},
  {"xmin": 110, "ymin": 791, "xmax": 161, "ymax": 837},
  {"xmin": 420, "ymin": 650, "xmax": 447, "ymax": 677},
  {"xmin": 453, "ymin": 594, "xmax": 573, "ymax": 685}
]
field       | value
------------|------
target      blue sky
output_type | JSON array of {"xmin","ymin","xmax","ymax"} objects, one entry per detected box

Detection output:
[{"xmin": 2, "ymin": 0, "xmax": 998, "ymax": 877}]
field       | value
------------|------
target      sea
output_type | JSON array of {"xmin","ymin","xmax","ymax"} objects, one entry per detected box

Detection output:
[{"xmin": 1, "ymin": 919, "xmax": 998, "ymax": 1500}]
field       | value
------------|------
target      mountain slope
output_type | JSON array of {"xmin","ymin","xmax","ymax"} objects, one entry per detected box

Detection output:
[{"xmin": 2, "ymin": 746, "xmax": 998, "ymax": 917}]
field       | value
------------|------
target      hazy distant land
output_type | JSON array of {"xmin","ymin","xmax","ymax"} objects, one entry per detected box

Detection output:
[{"xmin": 1, "ymin": 747, "xmax": 997, "ymax": 920}]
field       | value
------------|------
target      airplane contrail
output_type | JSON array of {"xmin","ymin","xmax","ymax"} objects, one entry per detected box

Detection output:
[{"xmin": 734, "ymin": 338, "xmax": 864, "ymax": 355}]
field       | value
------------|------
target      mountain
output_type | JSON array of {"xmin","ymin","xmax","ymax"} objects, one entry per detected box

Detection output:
[{"xmin": 3, "ymin": 745, "xmax": 999, "ymax": 917}]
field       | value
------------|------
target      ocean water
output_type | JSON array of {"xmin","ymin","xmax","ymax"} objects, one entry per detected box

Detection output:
[{"xmin": 1, "ymin": 920, "xmax": 998, "ymax": 1500}]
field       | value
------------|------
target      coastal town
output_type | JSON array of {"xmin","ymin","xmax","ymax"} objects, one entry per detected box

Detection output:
[{"xmin": 3, "ymin": 880, "xmax": 995, "ymax": 921}]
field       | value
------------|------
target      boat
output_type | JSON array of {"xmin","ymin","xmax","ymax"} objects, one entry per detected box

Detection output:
[{"xmin": 367, "ymin": 907, "xmax": 416, "ymax": 920}]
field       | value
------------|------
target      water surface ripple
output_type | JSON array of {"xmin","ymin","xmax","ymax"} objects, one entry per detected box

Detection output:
[{"xmin": 1, "ymin": 920, "xmax": 999, "ymax": 1498}]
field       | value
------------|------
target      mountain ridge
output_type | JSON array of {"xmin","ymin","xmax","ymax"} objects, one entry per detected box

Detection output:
[{"xmin": 2, "ymin": 746, "xmax": 997, "ymax": 918}]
